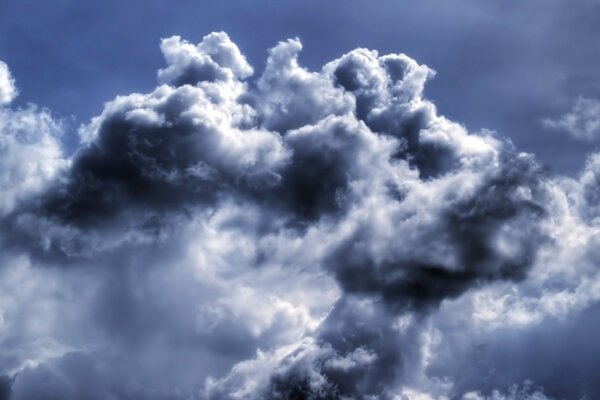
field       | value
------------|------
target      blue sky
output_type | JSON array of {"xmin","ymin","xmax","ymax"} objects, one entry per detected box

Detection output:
[{"xmin": 2, "ymin": 0, "xmax": 599, "ymax": 172}]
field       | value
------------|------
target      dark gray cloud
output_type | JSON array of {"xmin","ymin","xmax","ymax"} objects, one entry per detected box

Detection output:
[
  {"xmin": 266, "ymin": 296, "xmax": 423, "ymax": 399},
  {"xmin": 0, "ymin": 32, "xmax": 598, "ymax": 400},
  {"xmin": 325, "ymin": 151, "xmax": 547, "ymax": 313},
  {"xmin": 39, "ymin": 46, "xmax": 285, "ymax": 227}
]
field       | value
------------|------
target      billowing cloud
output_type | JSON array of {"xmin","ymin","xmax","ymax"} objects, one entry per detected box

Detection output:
[
  {"xmin": 0, "ymin": 107, "xmax": 64, "ymax": 218},
  {"xmin": 543, "ymin": 97, "xmax": 600, "ymax": 141},
  {"xmin": 158, "ymin": 33, "xmax": 254, "ymax": 87},
  {"xmin": 0, "ymin": 32, "xmax": 599, "ymax": 400}
]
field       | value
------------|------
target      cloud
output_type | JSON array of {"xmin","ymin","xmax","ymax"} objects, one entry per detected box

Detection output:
[
  {"xmin": 0, "ymin": 62, "xmax": 18, "ymax": 106},
  {"xmin": 0, "ymin": 106, "xmax": 64, "ymax": 217},
  {"xmin": 256, "ymin": 38, "xmax": 353, "ymax": 133},
  {"xmin": 0, "ymin": 32, "xmax": 599, "ymax": 400},
  {"xmin": 543, "ymin": 97, "xmax": 600, "ymax": 141},
  {"xmin": 158, "ymin": 33, "xmax": 253, "ymax": 86}
]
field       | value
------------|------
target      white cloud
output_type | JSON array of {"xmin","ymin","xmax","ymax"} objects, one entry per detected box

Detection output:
[
  {"xmin": 0, "ymin": 106, "xmax": 65, "ymax": 216},
  {"xmin": 543, "ymin": 97, "xmax": 600, "ymax": 141},
  {"xmin": 158, "ymin": 32, "xmax": 253, "ymax": 86},
  {"xmin": 0, "ymin": 61, "xmax": 18, "ymax": 106}
]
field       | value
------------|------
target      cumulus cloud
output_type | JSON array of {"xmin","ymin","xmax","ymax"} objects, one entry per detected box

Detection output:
[
  {"xmin": 543, "ymin": 97, "xmax": 600, "ymax": 141},
  {"xmin": 0, "ymin": 106, "xmax": 64, "ymax": 217},
  {"xmin": 158, "ymin": 33, "xmax": 253, "ymax": 86},
  {"xmin": 0, "ymin": 33, "xmax": 599, "ymax": 400}
]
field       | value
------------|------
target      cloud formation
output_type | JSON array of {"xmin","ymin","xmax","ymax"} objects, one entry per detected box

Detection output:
[
  {"xmin": 543, "ymin": 97, "xmax": 600, "ymax": 141},
  {"xmin": 0, "ymin": 62, "xmax": 18, "ymax": 106},
  {"xmin": 0, "ymin": 32, "xmax": 599, "ymax": 399}
]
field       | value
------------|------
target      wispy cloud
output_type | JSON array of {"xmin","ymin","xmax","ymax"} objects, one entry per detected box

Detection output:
[
  {"xmin": 0, "ymin": 61, "xmax": 18, "ymax": 106},
  {"xmin": 543, "ymin": 97, "xmax": 600, "ymax": 141}
]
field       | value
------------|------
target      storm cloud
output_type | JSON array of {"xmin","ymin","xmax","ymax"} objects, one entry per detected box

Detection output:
[{"xmin": 0, "ymin": 32, "xmax": 598, "ymax": 400}]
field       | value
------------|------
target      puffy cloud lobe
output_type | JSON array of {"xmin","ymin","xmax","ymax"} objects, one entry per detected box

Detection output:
[
  {"xmin": 0, "ymin": 62, "xmax": 18, "ymax": 106},
  {"xmin": 0, "ymin": 107, "xmax": 64, "ymax": 218},
  {"xmin": 264, "ymin": 300, "xmax": 403, "ymax": 399},
  {"xmin": 326, "ymin": 154, "xmax": 547, "ymax": 313},
  {"xmin": 0, "ymin": 32, "xmax": 599, "ymax": 400},
  {"xmin": 42, "ymin": 80, "xmax": 288, "ymax": 227},
  {"xmin": 205, "ymin": 297, "xmax": 421, "ymax": 400},
  {"xmin": 328, "ymin": 49, "xmax": 434, "ymax": 159},
  {"xmin": 256, "ymin": 39, "xmax": 353, "ymax": 133},
  {"xmin": 158, "ymin": 32, "xmax": 253, "ymax": 86},
  {"xmin": 274, "ymin": 115, "xmax": 401, "ymax": 221}
]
